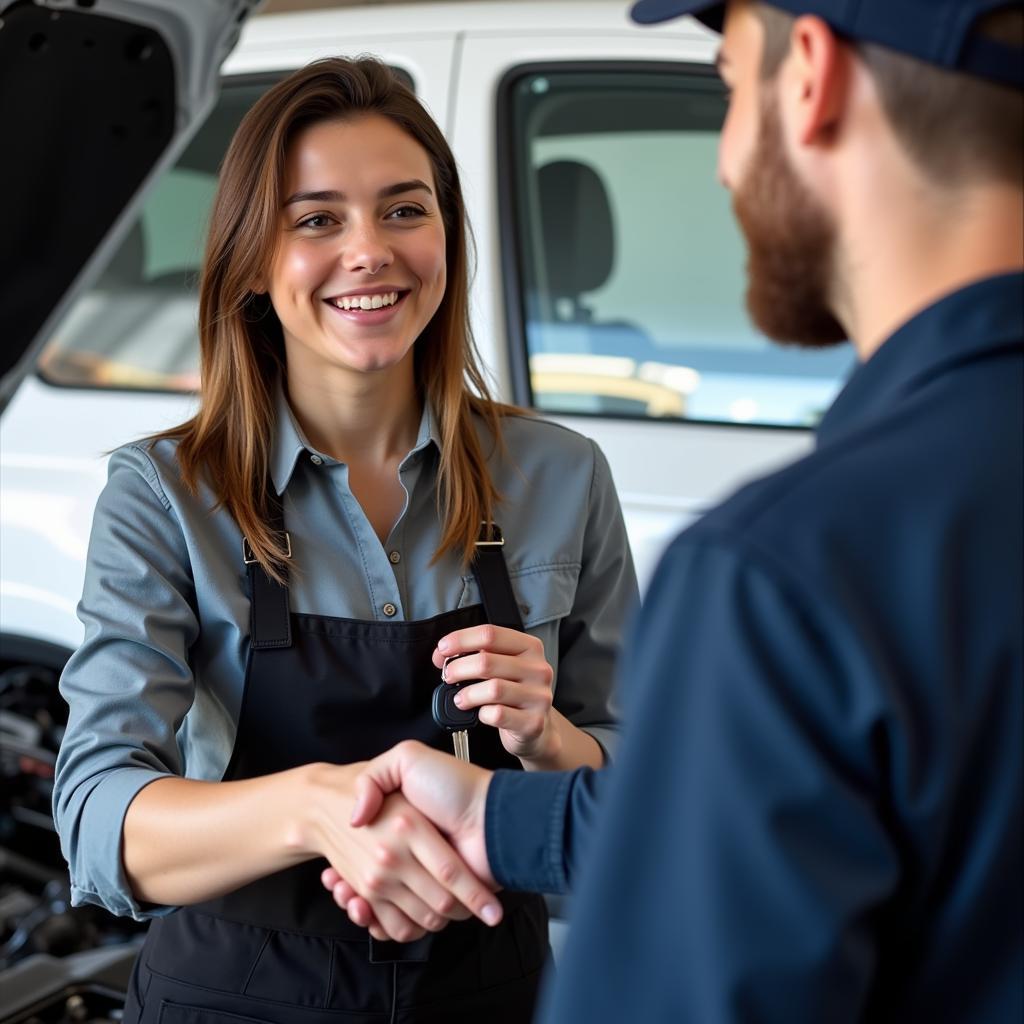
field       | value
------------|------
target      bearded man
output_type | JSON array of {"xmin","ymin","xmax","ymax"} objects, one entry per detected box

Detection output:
[{"xmin": 322, "ymin": 3, "xmax": 1024, "ymax": 1021}]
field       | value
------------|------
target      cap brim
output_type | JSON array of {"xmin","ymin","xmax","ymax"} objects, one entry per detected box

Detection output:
[{"xmin": 629, "ymin": 0, "xmax": 725, "ymax": 30}]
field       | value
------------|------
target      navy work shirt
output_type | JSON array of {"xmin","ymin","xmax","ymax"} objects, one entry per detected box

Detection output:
[{"xmin": 487, "ymin": 273, "xmax": 1024, "ymax": 1022}]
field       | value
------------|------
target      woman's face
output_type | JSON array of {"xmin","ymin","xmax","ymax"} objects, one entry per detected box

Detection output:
[{"xmin": 266, "ymin": 113, "xmax": 447, "ymax": 386}]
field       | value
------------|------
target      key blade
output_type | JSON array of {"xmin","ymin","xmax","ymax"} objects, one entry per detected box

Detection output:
[{"xmin": 452, "ymin": 730, "xmax": 470, "ymax": 762}]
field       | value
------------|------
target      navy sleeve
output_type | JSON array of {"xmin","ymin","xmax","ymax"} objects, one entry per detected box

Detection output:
[
  {"xmin": 537, "ymin": 534, "xmax": 899, "ymax": 1024},
  {"xmin": 485, "ymin": 766, "xmax": 606, "ymax": 893}
]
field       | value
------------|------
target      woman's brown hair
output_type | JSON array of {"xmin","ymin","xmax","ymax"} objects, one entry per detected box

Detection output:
[{"xmin": 155, "ymin": 57, "xmax": 516, "ymax": 582}]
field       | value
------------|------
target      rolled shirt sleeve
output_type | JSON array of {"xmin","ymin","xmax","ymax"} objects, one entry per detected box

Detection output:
[
  {"xmin": 552, "ymin": 440, "xmax": 638, "ymax": 760},
  {"xmin": 53, "ymin": 445, "xmax": 200, "ymax": 920}
]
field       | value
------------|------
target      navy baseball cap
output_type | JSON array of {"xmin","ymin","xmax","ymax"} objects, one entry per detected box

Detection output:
[{"xmin": 629, "ymin": 0, "xmax": 1024, "ymax": 90}]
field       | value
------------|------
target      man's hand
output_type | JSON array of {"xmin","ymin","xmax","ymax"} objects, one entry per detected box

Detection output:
[
  {"xmin": 320, "ymin": 741, "xmax": 497, "ymax": 939},
  {"xmin": 296, "ymin": 761, "xmax": 501, "ymax": 944}
]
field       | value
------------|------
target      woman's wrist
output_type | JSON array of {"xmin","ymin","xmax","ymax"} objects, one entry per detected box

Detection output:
[
  {"xmin": 282, "ymin": 761, "xmax": 365, "ymax": 859},
  {"xmin": 519, "ymin": 711, "xmax": 604, "ymax": 772},
  {"xmin": 518, "ymin": 715, "xmax": 565, "ymax": 771}
]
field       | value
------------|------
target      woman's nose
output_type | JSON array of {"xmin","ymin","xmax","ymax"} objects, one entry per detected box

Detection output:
[{"xmin": 342, "ymin": 219, "xmax": 392, "ymax": 275}]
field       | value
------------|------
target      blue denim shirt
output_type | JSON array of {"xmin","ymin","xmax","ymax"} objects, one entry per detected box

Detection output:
[
  {"xmin": 488, "ymin": 273, "xmax": 1024, "ymax": 1023},
  {"xmin": 53, "ymin": 390, "xmax": 637, "ymax": 919}
]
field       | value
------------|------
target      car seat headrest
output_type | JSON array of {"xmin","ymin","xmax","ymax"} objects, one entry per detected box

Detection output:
[{"xmin": 537, "ymin": 160, "xmax": 615, "ymax": 303}]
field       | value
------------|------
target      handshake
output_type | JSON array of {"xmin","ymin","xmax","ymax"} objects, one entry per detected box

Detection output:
[{"xmin": 316, "ymin": 741, "xmax": 507, "ymax": 943}]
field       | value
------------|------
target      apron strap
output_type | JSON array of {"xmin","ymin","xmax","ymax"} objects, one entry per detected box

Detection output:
[
  {"xmin": 244, "ymin": 498, "xmax": 292, "ymax": 650},
  {"xmin": 470, "ymin": 523, "xmax": 524, "ymax": 631}
]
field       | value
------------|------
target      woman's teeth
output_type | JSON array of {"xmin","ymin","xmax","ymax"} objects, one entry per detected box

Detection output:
[{"xmin": 331, "ymin": 291, "xmax": 400, "ymax": 311}]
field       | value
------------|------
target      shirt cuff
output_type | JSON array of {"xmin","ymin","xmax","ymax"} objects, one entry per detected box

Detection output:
[
  {"xmin": 63, "ymin": 767, "xmax": 178, "ymax": 921},
  {"xmin": 581, "ymin": 724, "xmax": 619, "ymax": 763},
  {"xmin": 485, "ymin": 768, "xmax": 575, "ymax": 894}
]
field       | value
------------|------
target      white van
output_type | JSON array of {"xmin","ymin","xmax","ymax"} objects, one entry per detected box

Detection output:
[{"xmin": 0, "ymin": 0, "xmax": 854, "ymax": 681}]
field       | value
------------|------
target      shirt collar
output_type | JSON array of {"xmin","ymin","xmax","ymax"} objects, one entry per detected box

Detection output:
[
  {"xmin": 816, "ymin": 271, "xmax": 1024, "ymax": 447},
  {"xmin": 269, "ymin": 383, "xmax": 442, "ymax": 495},
  {"xmin": 405, "ymin": 399, "xmax": 443, "ymax": 467}
]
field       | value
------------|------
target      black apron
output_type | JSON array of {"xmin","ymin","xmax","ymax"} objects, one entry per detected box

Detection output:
[{"xmin": 123, "ymin": 508, "xmax": 549, "ymax": 1023}]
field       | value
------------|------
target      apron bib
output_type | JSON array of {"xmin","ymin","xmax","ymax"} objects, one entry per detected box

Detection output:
[{"xmin": 123, "ymin": 512, "xmax": 549, "ymax": 1023}]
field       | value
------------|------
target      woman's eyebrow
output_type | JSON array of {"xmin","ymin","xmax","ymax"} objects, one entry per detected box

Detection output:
[
  {"xmin": 283, "ymin": 180, "xmax": 433, "ymax": 206},
  {"xmin": 380, "ymin": 179, "xmax": 433, "ymax": 199}
]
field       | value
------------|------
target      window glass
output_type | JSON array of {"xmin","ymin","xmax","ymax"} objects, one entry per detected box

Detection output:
[
  {"xmin": 37, "ymin": 67, "xmax": 415, "ymax": 392},
  {"xmin": 505, "ymin": 68, "xmax": 854, "ymax": 428}
]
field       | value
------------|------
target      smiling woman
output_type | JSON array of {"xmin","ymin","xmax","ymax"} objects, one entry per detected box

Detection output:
[
  {"xmin": 270, "ymin": 117, "xmax": 447, "ymax": 399},
  {"xmin": 51, "ymin": 57, "xmax": 637, "ymax": 1024},
  {"xmin": 164, "ymin": 60, "xmax": 503, "ymax": 578},
  {"xmin": 265, "ymin": 114, "xmax": 451, "ymax": 540}
]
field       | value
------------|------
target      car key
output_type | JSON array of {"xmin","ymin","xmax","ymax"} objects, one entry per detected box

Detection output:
[{"xmin": 431, "ymin": 655, "xmax": 477, "ymax": 762}]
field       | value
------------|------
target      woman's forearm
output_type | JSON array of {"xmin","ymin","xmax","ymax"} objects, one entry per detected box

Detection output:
[
  {"xmin": 122, "ymin": 762, "xmax": 357, "ymax": 906},
  {"xmin": 521, "ymin": 708, "xmax": 606, "ymax": 772}
]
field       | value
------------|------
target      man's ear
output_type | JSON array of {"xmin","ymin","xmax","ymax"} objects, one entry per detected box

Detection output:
[{"xmin": 785, "ymin": 14, "xmax": 850, "ymax": 148}]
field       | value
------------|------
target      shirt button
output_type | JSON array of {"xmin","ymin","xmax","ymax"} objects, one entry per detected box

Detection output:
[
  {"xmin": 389, "ymin": 550, "xmax": 401, "ymax": 564},
  {"xmin": 382, "ymin": 603, "xmax": 397, "ymax": 617},
  {"xmin": 309, "ymin": 454, "xmax": 323, "ymax": 466}
]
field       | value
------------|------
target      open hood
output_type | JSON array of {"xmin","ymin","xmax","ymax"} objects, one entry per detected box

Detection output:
[{"xmin": 0, "ymin": 0, "xmax": 261, "ymax": 403}]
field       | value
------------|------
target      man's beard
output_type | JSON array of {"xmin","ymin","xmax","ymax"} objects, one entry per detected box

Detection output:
[{"xmin": 733, "ymin": 92, "xmax": 848, "ymax": 348}]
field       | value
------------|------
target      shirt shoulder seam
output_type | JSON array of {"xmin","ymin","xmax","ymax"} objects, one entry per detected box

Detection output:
[{"xmin": 123, "ymin": 442, "xmax": 174, "ymax": 513}]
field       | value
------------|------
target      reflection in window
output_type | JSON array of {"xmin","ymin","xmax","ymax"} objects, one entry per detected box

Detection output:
[{"xmin": 505, "ymin": 68, "xmax": 854, "ymax": 428}]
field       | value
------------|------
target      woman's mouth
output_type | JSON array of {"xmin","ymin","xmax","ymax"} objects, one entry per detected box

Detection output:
[{"xmin": 324, "ymin": 289, "xmax": 410, "ymax": 324}]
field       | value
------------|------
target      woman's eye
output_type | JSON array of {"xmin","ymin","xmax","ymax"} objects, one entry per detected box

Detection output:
[
  {"xmin": 388, "ymin": 204, "xmax": 425, "ymax": 220},
  {"xmin": 298, "ymin": 213, "xmax": 333, "ymax": 229}
]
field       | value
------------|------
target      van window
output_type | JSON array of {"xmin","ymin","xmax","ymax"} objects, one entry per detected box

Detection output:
[
  {"xmin": 37, "ymin": 68, "xmax": 415, "ymax": 392},
  {"xmin": 501, "ymin": 66, "xmax": 854, "ymax": 428}
]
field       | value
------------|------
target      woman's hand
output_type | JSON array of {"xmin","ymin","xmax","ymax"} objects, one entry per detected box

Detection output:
[
  {"xmin": 433, "ymin": 625, "xmax": 561, "ymax": 764},
  {"xmin": 296, "ymin": 762, "xmax": 501, "ymax": 943},
  {"xmin": 321, "ymin": 740, "xmax": 497, "ymax": 941}
]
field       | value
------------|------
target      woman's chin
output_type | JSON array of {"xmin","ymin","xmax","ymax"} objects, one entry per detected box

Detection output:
[
  {"xmin": 304, "ymin": 339, "xmax": 412, "ymax": 376},
  {"xmin": 332, "ymin": 347, "xmax": 414, "ymax": 378}
]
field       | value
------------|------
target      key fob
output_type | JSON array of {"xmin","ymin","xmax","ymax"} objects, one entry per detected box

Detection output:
[{"xmin": 431, "ymin": 681, "xmax": 479, "ymax": 731}]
